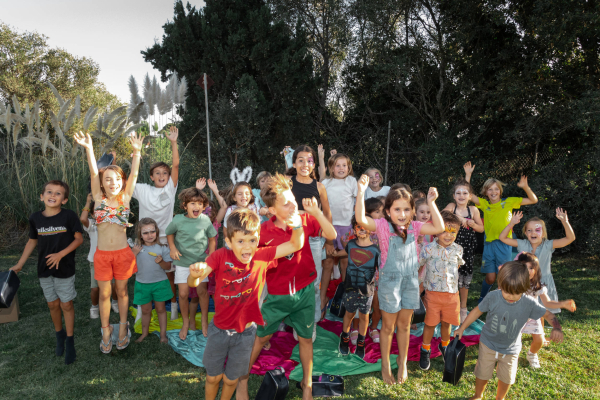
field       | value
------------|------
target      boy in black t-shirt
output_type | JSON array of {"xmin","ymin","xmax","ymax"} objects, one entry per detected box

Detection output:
[{"xmin": 11, "ymin": 180, "xmax": 83, "ymax": 365}]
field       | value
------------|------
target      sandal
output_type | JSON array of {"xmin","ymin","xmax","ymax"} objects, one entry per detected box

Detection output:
[
  {"xmin": 116, "ymin": 321, "xmax": 131, "ymax": 350},
  {"xmin": 350, "ymin": 330, "xmax": 359, "ymax": 345},
  {"xmin": 369, "ymin": 328, "xmax": 380, "ymax": 343},
  {"xmin": 100, "ymin": 325, "xmax": 113, "ymax": 354}
]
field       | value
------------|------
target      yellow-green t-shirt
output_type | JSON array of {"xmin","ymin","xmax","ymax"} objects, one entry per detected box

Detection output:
[{"xmin": 476, "ymin": 197, "xmax": 522, "ymax": 242}]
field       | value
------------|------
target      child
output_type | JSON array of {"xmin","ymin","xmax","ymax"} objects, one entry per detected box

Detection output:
[
  {"xmin": 222, "ymin": 181, "xmax": 259, "ymax": 240},
  {"xmin": 443, "ymin": 179, "xmax": 484, "ymax": 322},
  {"xmin": 166, "ymin": 186, "xmax": 217, "ymax": 340},
  {"xmin": 516, "ymin": 252, "xmax": 576, "ymax": 368},
  {"xmin": 418, "ymin": 211, "xmax": 464, "ymax": 370},
  {"xmin": 464, "ymin": 161, "xmax": 538, "ymax": 302},
  {"xmin": 356, "ymin": 175, "xmax": 444, "ymax": 385},
  {"xmin": 75, "ymin": 131, "xmax": 145, "ymax": 353},
  {"xmin": 337, "ymin": 217, "xmax": 380, "ymax": 359},
  {"xmin": 236, "ymin": 173, "xmax": 337, "ymax": 400},
  {"xmin": 455, "ymin": 261, "xmax": 564, "ymax": 400},
  {"xmin": 364, "ymin": 168, "xmax": 390, "ymax": 199},
  {"xmin": 187, "ymin": 208, "xmax": 305, "ymax": 400},
  {"xmin": 131, "ymin": 218, "xmax": 174, "ymax": 343},
  {"xmin": 79, "ymin": 193, "xmax": 119, "ymax": 319},
  {"xmin": 10, "ymin": 180, "xmax": 83, "ymax": 364},
  {"xmin": 415, "ymin": 198, "xmax": 433, "ymax": 299},
  {"xmin": 253, "ymin": 171, "xmax": 272, "ymax": 223},
  {"xmin": 499, "ymin": 207, "xmax": 575, "ymax": 341},
  {"xmin": 322, "ymin": 153, "xmax": 358, "ymax": 281},
  {"xmin": 132, "ymin": 126, "xmax": 180, "ymax": 319}
]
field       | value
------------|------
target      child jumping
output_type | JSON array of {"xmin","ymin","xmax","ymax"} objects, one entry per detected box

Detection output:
[
  {"xmin": 166, "ymin": 186, "xmax": 217, "ymax": 340},
  {"xmin": 455, "ymin": 261, "xmax": 565, "ymax": 400},
  {"xmin": 132, "ymin": 218, "xmax": 174, "ymax": 343},
  {"xmin": 11, "ymin": 180, "xmax": 83, "ymax": 364},
  {"xmin": 355, "ymin": 175, "xmax": 444, "ymax": 385},
  {"xmin": 187, "ymin": 208, "xmax": 305, "ymax": 400}
]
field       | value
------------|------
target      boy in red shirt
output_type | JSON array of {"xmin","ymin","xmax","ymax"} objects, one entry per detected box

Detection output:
[
  {"xmin": 188, "ymin": 206, "xmax": 304, "ymax": 400},
  {"xmin": 236, "ymin": 173, "xmax": 337, "ymax": 400}
]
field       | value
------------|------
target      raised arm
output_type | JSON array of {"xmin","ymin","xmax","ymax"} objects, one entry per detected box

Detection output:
[
  {"xmin": 355, "ymin": 175, "xmax": 377, "ymax": 231},
  {"xmin": 420, "ymin": 188, "xmax": 444, "ymax": 235},
  {"xmin": 124, "ymin": 132, "xmax": 145, "ymax": 199},
  {"xmin": 274, "ymin": 211, "xmax": 305, "ymax": 259},
  {"xmin": 303, "ymin": 197, "xmax": 337, "ymax": 241},
  {"xmin": 517, "ymin": 176, "xmax": 538, "ymax": 206},
  {"xmin": 80, "ymin": 193, "xmax": 93, "ymax": 228},
  {"xmin": 539, "ymin": 293, "xmax": 576, "ymax": 312},
  {"xmin": 188, "ymin": 262, "xmax": 213, "ymax": 288},
  {"xmin": 552, "ymin": 208, "xmax": 576, "ymax": 249},
  {"xmin": 207, "ymin": 179, "xmax": 228, "ymax": 224},
  {"xmin": 317, "ymin": 182, "xmax": 332, "ymax": 223},
  {"xmin": 464, "ymin": 161, "xmax": 480, "ymax": 205},
  {"xmin": 74, "ymin": 131, "xmax": 101, "ymax": 200},
  {"xmin": 317, "ymin": 144, "xmax": 327, "ymax": 183},
  {"xmin": 166, "ymin": 126, "xmax": 179, "ymax": 186},
  {"xmin": 499, "ymin": 211, "xmax": 521, "ymax": 247}
]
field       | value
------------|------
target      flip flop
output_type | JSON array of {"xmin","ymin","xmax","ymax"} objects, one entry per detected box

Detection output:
[
  {"xmin": 116, "ymin": 322, "xmax": 131, "ymax": 350},
  {"xmin": 100, "ymin": 326, "xmax": 113, "ymax": 354}
]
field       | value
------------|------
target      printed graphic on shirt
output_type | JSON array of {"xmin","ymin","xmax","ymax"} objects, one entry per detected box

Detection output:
[
  {"xmin": 218, "ymin": 261, "xmax": 256, "ymax": 306},
  {"xmin": 350, "ymin": 247, "xmax": 376, "ymax": 268},
  {"xmin": 37, "ymin": 226, "xmax": 67, "ymax": 235},
  {"xmin": 488, "ymin": 311, "xmax": 520, "ymax": 340}
]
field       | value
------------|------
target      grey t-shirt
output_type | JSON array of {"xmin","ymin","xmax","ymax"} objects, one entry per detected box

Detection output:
[
  {"xmin": 479, "ymin": 290, "xmax": 547, "ymax": 354},
  {"xmin": 135, "ymin": 244, "xmax": 172, "ymax": 284}
]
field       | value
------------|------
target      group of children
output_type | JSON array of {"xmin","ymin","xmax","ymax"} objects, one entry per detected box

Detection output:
[{"xmin": 10, "ymin": 135, "xmax": 577, "ymax": 400}]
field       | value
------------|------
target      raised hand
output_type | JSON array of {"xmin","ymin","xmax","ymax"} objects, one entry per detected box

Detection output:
[
  {"xmin": 330, "ymin": 149, "xmax": 337, "ymax": 156},
  {"xmin": 189, "ymin": 262, "xmax": 208, "ymax": 279},
  {"xmin": 284, "ymin": 208, "xmax": 302, "ymax": 229},
  {"xmin": 74, "ymin": 131, "xmax": 93, "ymax": 150},
  {"xmin": 517, "ymin": 175, "xmax": 529, "ymax": 189},
  {"xmin": 318, "ymin": 144, "xmax": 325, "ymax": 160},
  {"xmin": 166, "ymin": 126, "xmax": 178, "ymax": 142},
  {"xmin": 427, "ymin": 187, "xmax": 439, "ymax": 203},
  {"xmin": 510, "ymin": 210, "xmax": 523, "ymax": 225},
  {"xmin": 302, "ymin": 197, "xmax": 320, "ymax": 216},
  {"xmin": 196, "ymin": 178, "xmax": 207, "ymax": 191},
  {"xmin": 132, "ymin": 244, "xmax": 143, "ymax": 256},
  {"xmin": 358, "ymin": 174, "xmax": 370, "ymax": 193},
  {"xmin": 129, "ymin": 131, "xmax": 145, "ymax": 153},
  {"xmin": 463, "ymin": 161, "xmax": 475, "ymax": 176},
  {"xmin": 556, "ymin": 208, "xmax": 568, "ymax": 223},
  {"xmin": 207, "ymin": 179, "xmax": 219, "ymax": 192},
  {"xmin": 564, "ymin": 299, "xmax": 576, "ymax": 312}
]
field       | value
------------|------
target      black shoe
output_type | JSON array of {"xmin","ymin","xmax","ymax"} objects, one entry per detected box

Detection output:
[
  {"xmin": 339, "ymin": 332, "xmax": 350, "ymax": 355},
  {"xmin": 419, "ymin": 347, "xmax": 431, "ymax": 370},
  {"xmin": 55, "ymin": 329, "xmax": 66, "ymax": 356},
  {"xmin": 355, "ymin": 338, "xmax": 366, "ymax": 359},
  {"xmin": 438, "ymin": 342, "xmax": 447, "ymax": 363},
  {"xmin": 65, "ymin": 336, "xmax": 76, "ymax": 365}
]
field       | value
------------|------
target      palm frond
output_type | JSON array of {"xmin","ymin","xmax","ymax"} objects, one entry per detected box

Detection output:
[
  {"xmin": 11, "ymin": 95, "xmax": 22, "ymax": 118},
  {"xmin": 47, "ymin": 82, "xmax": 64, "ymax": 107},
  {"xmin": 83, "ymin": 106, "xmax": 97, "ymax": 131},
  {"xmin": 125, "ymin": 123, "xmax": 144, "ymax": 136},
  {"xmin": 110, "ymin": 115, "xmax": 126, "ymax": 132},
  {"xmin": 127, "ymin": 101, "xmax": 146, "ymax": 124},
  {"xmin": 12, "ymin": 121, "xmax": 21, "ymax": 146},
  {"xmin": 103, "ymin": 106, "xmax": 126, "ymax": 129},
  {"xmin": 57, "ymin": 98, "xmax": 72, "ymax": 122},
  {"xmin": 143, "ymin": 73, "xmax": 154, "ymax": 115}
]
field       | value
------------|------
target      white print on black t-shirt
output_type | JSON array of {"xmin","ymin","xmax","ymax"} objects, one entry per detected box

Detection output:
[{"xmin": 37, "ymin": 226, "xmax": 68, "ymax": 235}]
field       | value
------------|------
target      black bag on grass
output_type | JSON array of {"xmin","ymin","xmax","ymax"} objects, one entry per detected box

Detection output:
[
  {"xmin": 329, "ymin": 281, "xmax": 346, "ymax": 318},
  {"xmin": 297, "ymin": 374, "xmax": 344, "ymax": 397},
  {"xmin": 255, "ymin": 367, "xmax": 289, "ymax": 400},
  {"xmin": 442, "ymin": 337, "xmax": 467, "ymax": 385},
  {"xmin": 411, "ymin": 291, "xmax": 426, "ymax": 325},
  {"xmin": 0, "ymin": 270, "xmax": 20, "ymax": 308}
]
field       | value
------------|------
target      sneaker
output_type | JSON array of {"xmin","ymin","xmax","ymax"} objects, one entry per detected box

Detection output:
[
  {"xmin": 90, "ymin": 306, "xmax": 99, "ymax": 319},
  {"xmin": 312, "ymin": 325, "xmax": 317, "ymax": 343},
  {"xmin": 111, "ymin": 300, "xmax": 119, "ymax": 313},
  {"xmin": 419, "ymin": 347, "xmax": 431, "ymax": 370},
  {"xmin": 339, "ymin": 332, "xmax": 350, "ymax": 355},
  {"xmin": 460, "ymin": 307, "xmax": 468, "ymax": 324},
  {"xmin": 527, "ymin": 351, "xmax": 541, "ymax": 369},
  {"xmin": 438, "ymin": 342, "xmax": 447, "ymax": 363},
  {"xmin": 355, "ymin": 341, "xmax": 366, "ymax": 359},
  {"xmin": 369, "ymin": 329, "xmax": 380, "ymax": 344},
  {"xmin": 350, "ymin": 330, "xmax": 359, "ymax": 345}
]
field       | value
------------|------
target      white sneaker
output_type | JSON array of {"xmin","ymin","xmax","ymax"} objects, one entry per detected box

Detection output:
[
  {"xmin": 111, "ymin": 300, "xmax": 119, "ymax": 313},
  {"xmin": 90, "ymin": 306, "xmax": 99, "ymax": 319},
  {"xmin": 170, "ymin": 302, "xmax": 178, "ymax": 320},
  {"xmin": 460, "ymin": 307, "xmax": 468, "ymax": 324},
  {"xmin": 527, "ymin": 351, "xmax": 541, "ymax": 369}
]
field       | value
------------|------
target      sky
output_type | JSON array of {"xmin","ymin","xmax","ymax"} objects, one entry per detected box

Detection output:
[{"xmin": 3, "ymin": 0, "xmax": 205, "ymax": 103}]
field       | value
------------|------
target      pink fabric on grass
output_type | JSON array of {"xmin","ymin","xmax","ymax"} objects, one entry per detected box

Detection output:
[{"xmin": 249, "ymin": 329, "xmax": 299, "ymax": 378}]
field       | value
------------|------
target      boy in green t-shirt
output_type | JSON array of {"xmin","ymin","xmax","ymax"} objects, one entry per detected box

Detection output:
[{"xmin": 464, "ymin": 162, "xmax": 538, "ymax": 303}]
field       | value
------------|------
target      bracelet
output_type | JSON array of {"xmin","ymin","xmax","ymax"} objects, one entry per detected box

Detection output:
[
  {"xmin": 293, "ymin": 225, "xmax": 303, "ymax": 230},
  {"xmin": 82, "ymin": 207, "xmax": 90, "ymax": 213},
  {"xmin": 132, "ymin": 152, "xmax": 141, "ymax": 157}
]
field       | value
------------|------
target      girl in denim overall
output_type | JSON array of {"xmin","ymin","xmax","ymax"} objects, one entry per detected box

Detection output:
[{"xmin": 355, "ymin": 175, "xmax": 444, "ymax": 385}]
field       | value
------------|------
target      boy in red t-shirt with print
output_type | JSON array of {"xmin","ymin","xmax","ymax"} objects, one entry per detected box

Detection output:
[
  {"xmin": 237, "ymin": 173, "xmax": 337, "ymax": 400},
  {"xmin": 188, "ymin": 207, "xmax": 304, "ymax": 400}
]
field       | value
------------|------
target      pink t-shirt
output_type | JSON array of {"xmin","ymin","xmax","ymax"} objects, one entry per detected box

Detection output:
[{"xmin": 374, "ymin": 218, "xmax": 424, "ymax": 269}]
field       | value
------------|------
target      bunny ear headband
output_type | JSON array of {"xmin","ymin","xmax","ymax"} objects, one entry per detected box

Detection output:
[{"xmin": 230, "ymin": 166, "xmax": 253, "ymax": 185}]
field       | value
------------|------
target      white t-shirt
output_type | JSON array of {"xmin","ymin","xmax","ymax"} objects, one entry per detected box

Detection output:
[
  {"xmin": 83, "ymin": 219, "xmax": 98, "ymax": 262},
  {"xmin": 322, "ymin": 176, "xmax": 358, "ymax": 226},
  {"xmin": 133, "ymin": 176, "xmax": 178, "ymax": 238},
  {"xmin": 365, "ymin": 186, "xmax": 390, "ymax": 200}
]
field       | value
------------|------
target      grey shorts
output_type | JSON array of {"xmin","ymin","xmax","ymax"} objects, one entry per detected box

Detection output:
[
  {"xmin": 202, "ymin": 321, "xmax": 257, "ymax": 380},
  {"xmin": 342, "ymin": 290, "xmax": 373, "ymax": 315},
  {"xmin": 458, "ymin": 272, "xmax": 473, "ymax": 289},
  {"xmin": 39, "ymin": 275, "xmax": 77, "ymax": 303},
  {"xmin": 90, "ymin": 262, "xmax": 98, "ymax": 289}
]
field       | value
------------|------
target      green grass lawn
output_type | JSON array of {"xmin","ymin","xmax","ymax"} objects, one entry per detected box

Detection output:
[{"xmin": 1, "ymin": 243, "xmax": 598, "ymax": 399}]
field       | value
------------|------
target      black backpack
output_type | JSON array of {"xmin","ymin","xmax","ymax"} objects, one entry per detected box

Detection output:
[
  {"xmin": 254, "ymin": 367, "xmax": 289, "ymax": 400},
  {"xmin": 411, "ymin": 291, "xmax": 427, "ymax": 325},
  {"xmin": 329, "ymin": 281, "xmax": 346, "ymax": 318},
  {"xmin": 442, "ymin": 337, "xmax": 467, "ymax": 385}
]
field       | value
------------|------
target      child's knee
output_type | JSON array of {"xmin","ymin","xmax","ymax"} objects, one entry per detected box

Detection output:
[
  {"xmin": 222, "ymin": 375, "xmax": 238, "ymax": 387},
  {"xmin": 47, "ymin": 299, "xmax": 60, "ymax": 310},
  {"xmin": 178, "ymin": 288, "xmax": 189, "ymax": 299},
  {"xmin": 197, "ymin": 285, "xmax": 208, "ymax": 297},
  {"xmin": 115, "ymin": 286, "xmax": 128, "ymax": 297},
  {"xmin": 532, "ymin": 334, "xmax": 544, "ymax": 345},
  {"xmin": 59, "ymin": 301, "xmax": 74, "ymax": 311},
  {"xmin": 154, "ymin": 302, "xmax": 166, "ymax": 313},
  {"xmin": 206, "ymin": 374, "xmax": 223, "ymax": 385}
]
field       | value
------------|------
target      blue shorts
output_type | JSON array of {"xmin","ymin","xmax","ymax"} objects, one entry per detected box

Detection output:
[{"xmin": 481, "ymin": 239, "xmax": 512, "ymax": 274}]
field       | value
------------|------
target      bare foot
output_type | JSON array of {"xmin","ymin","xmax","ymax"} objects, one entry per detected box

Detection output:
[
  {"xmin": 397, "ymin": 362, "xmax": 408, "ymax": 384},
  {"xmin": 300, "ymin": 381, "xmax": 313, "ymax": 400},
  {"xmin": 119, "ymin": 322, "xmax": 129, "ymax": 342},
  {"xmin": 136, "ymin": 333, "xmax": 148, "ymax": 343},
  {"xmin": 263, "ymin": 340, "xmax": 271, "ymax": 350},
  {"xmin": 179, "ymin": 322, "xmax": 189, "ymax": 340},
  {"xmin": 235, "ymin": 377, "xmax": 250, "ymax": 400},
  {"xmin": 160, "ymin": 336, "xmax": 169, "ymax": 344},
  {"xmin": 381, "ymin": 363, "xmax": 396, "ymax": 385},
  {"xmin": 189, "ymin": 319, "xmax": 196, "ymax": 331},
  {"xmin": 202, "ymin": 325, "xmax": 208, "ymax": 337}
]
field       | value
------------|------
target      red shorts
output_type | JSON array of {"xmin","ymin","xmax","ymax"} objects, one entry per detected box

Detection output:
[
  {"xmin": 94, "ymin": 247, "xmax": 137, "ymax": 281},
  {"xmin": 423, "ymin": 291, "xmax": 460, "ymax": 327}
]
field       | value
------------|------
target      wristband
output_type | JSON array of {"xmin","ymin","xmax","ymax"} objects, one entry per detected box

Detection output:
[
  {"xmin": 82, "ymin": 207, "xmax": 90, "ymax": 213},
  {"xmin": 132, "ymin": 152, "xmax": 141, "ymax": 157},
  {"xmin": 293, "ymin": 225, "xmax": 303, "ymax": 230}
]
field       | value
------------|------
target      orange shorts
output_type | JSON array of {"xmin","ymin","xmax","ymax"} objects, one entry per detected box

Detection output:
[
  {"xmin": 93, "ymin": 247, "xmax": 137, "ymax": 281},
  {"xmin": 423, "ymin": 291, "xmax": 460, "ymax": 327}
]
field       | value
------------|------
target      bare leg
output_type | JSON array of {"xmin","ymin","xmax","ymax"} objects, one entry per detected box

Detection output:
[
  {"xmin": 136, "ymin": 302, "xmax": 153, "ymax": 343},
  {"xmin": 98, "ymin": 280, "xmax": 113, "ymax": 348},
  {"xmin": 530, "ymin": 333, "xmax": 543, "ymax": 354},
  {"xmin": 111, "ymin": 280, "xmax": 119, "ymax": 301},
  {"xmin": 459, "ymin": 287, "xmax": 469, "ymax": 309},
  {"xmin": 342, "ymin": 311, "xmax": 354, "ymax": 333},
  {"xmin": 47, "ymin": 299, "xmax": 63, "ymax": 332},
  {"xmin": 91, "ymin": 287, "xmax": 99, "ymax": 306},
  {"xmin": 198, "ymin": 282, "xmax": 209, "ymax": 337},
  {"xmin": 485, "ymin": 273, "xmax": 496, "ymax": 286},
  {"xmin": 440, "ymin": 321, "xmax": 451, "ymax": 343},
  {"xmin": 178, "ymin": 283, "xmax": 190, "ymax": 340},
  {"xmin": 339, "ymin": 256, "xmax": 348, "ymax": 282},
  {"xmin": 422, "ymin": 324, "xmax": 435, "ymax": 348},
  {"xmin": 236, "ymin": 334, "xmax": 272, "ymax": 400},
  {"xmin": 496, "ymin": 380, "xmax": 511, "ymax": 400},
  {"xmin": 60, "ymin": 300, "xmax": 75, "ymax": 336},
  {"xmin": 189, "ymin": 297, "xmax": 199, "ymax": 331},
  {"xmin": 358, "ymin": 312, "xmax": 369, "ymax": 337},
  {"xmin": 298, "ymin": 336, "xmax": 314, "ymax": 400},
  {"xmin": 115, "ymin": 279, "xmax": 130, "ymax": 341},
  {"xmin": 370, "ymin": 291, "xmax": 381, "ymax": 330},
  {"xmin": 469, "ymin": 377, "xmax": 488, "ymax": 400},
  {"xmin": 205, "ymin": 374, "xmax": 223, "ymax": 400},
  {"xmin": 395, "ymin": 309, "xmax": 414, "ymax": 384},
  {"xmin": 155, "ymin": 301, "xmax": 168, "ymax": 343},
  {"xmin": 221, "ymin": 375, "xmax": 240, "ymax": 400},
  {"xmin": 540, "ymin": 317, "xmax": 549, "ymax": 345},
  {"xmin": 167, "ymin": 270, "xmax": 177, "ymax": 303},
  {"xmin": 320, "ymin": 257, "xmax": 334, "ymax": 311},
  {"xmin": 380, "ymin": 310, "xmax": 398, "ymax": 385}
]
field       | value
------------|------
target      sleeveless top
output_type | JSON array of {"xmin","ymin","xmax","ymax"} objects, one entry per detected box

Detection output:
[
  {"xmin": 453, "ymin": 204, "xmax": 477, "ymax": 274},
  {"xmin": 94, "ymin": 195, "xmax": 133, "ymax": 227},
  {"xmin": 290, "ymin": 175, "xmax": 321, "ymax": 211}
]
